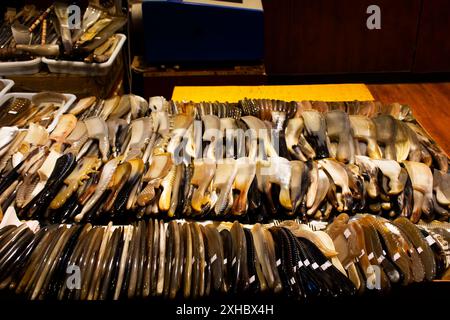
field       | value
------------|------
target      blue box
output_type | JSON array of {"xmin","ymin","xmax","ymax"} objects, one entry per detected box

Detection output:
[{"xmin": 141, "ymin": 0, "xmax": 264, "ymax": 65}]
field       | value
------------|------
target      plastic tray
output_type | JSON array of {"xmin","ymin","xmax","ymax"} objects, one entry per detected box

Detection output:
[
  {"xmin": 0, "ymin": 79, "xmax": 14, "ymax": 97},
  {"xmin": 0, "ymin": 92, "xmax": 77, "ymax": 132},
  {"xmin": 42, "ymin": 34, "xmax": 126, "ymax": 76},
  {"xmin": 0, "ymin": 58, "xmax": 41, "ymax": 76}
]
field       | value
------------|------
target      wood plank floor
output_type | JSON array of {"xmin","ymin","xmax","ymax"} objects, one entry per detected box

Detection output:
[{"xmin": 367, "ymin": 83, "xmax": 450, "ymax": 156}]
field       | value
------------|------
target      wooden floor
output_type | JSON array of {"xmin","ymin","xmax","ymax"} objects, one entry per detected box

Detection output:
[{"xmin": 367, "ymin": 83, "xmax": 450, "ymax": 156}]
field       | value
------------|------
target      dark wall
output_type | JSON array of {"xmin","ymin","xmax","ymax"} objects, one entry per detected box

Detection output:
[
  {"xmin": 414, "ymin": 0, "xmax": 450, "ymax": 73},
  {"xmin": 263, "ymin": 0, "xmax": 450, "ymax": 75}
]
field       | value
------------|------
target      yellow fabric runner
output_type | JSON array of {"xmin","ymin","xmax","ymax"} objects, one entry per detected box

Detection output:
[{"xmin": 172, "ymin": 84, "xmax": 374, "ymax": 102}]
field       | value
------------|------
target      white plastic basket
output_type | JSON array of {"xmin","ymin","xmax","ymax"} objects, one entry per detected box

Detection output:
[
  {"xmin": 0, "ymin": 58, "xmax": 41, "ymax": 76},
  {"xmin": 0, "ymin": 92, "xmax": 77, "ymax": 132},
  {"xmin": 42, "ymin": 34, "xmax": 126, "ymax": 76},
  {"xmin": 0, "ymin": 79, "xmax": 14, "ymax": 97}
]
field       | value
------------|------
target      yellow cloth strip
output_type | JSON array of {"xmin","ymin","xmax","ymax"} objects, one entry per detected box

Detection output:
[{"xmin": 172, "ymin": 84, "xmax": 374, "ymax": 102}]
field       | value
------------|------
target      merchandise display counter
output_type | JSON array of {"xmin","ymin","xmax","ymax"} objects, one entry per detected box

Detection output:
[{"xmin": 0, "ymin": 86, "xmax": 448, "ymax": 302}]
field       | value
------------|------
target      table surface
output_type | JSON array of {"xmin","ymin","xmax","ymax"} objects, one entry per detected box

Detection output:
[{"xmin": 368, "ymin": 83, "xmax": 450, "ymax": 156}]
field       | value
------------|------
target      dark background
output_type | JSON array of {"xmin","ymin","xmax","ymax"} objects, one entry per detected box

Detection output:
[
  {"xmin": 263, "ymin": 0, "xmax": 450, "ymax": 76},
  {"xmin": 0, "ymin": 281, "xmax": 449, "ymax": 318},
  {"xmin": 2, "ymin": 0, "xmax": 449, "ymax": 81}
]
